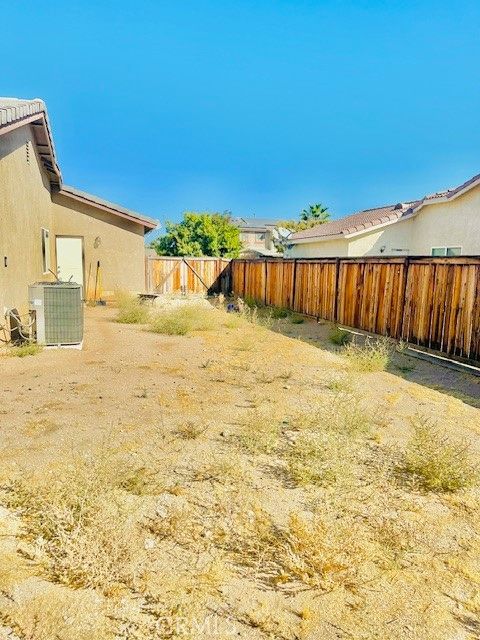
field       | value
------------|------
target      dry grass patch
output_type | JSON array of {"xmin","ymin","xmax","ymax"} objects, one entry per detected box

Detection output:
[
  {"xmin": 285, "ymin": 430, "xmax": 350, "ymax": 487},
  {"xmin": 220, "ymin": 504, "xmax": 374, "ymax": 593},
  {"xmin": 149, "ymin": 304, "xmax": 219, "ymax": 335},
  {"xmin": 0, "ymin": 586, "xmax": 111, "ymax": 640},
  {"xmin": 3, "ymin": 454, "xmax": 148, "ymax": 592},
  {"xmin": 402, "ymin": 416, "xmax": 478, "ymax": 492},
  {"xmin": 115, "ymin": 291, "xmax": 151, "ymax": 324},
  {"xmin": 237, "ymin": 410, "xmax": 282, "ymax": 455},
  {"xmin": 6, "ymin": 342, "xmax": 43, "ymax": 357},
  {"xmin": 329, "ymin": 326, "xmax": 351, "ymax": 346},
  {"xmin": 344, "ymin": 337, "xmax": 391, "ymax": 372}
]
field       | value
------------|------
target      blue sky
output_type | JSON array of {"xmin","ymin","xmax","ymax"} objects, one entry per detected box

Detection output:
[{"xmin": 4, "ymin": 1, "xmax": 480, "ymax": 237}]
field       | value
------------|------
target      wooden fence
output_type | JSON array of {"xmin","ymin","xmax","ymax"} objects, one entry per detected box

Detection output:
[
  {"xmin": 145, "ymin": 256, "xmax": 231, "ymax": 295},
  {"xmin": 231, "ymin": 257, "xmax": 480, "ymax": 363}
]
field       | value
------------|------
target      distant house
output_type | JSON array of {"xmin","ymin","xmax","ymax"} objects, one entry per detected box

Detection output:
[
  {"xmin": 285, "ymin": 173, "xmax": 480, "ymax": 258},
  {"xmin": 0, "ymin": 98, "xmax": 157, "ymax": 315},
  {"xmin": 232, "ymin": 217, "xmax": 283, "ymax": 257}
]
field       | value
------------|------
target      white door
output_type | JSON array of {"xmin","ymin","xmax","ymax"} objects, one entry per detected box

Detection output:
[{"xmin": 56, "ymin": 237, "xmax": 84, "ymax": 287}]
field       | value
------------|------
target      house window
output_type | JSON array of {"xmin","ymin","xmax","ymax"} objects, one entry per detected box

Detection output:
[
  {"xmin": 41, "ymin": 228, "xmax": 51, "ymax": 274},
  {"xmin": 256, "ymin": 233, "xmax": 266, "ymax": 242},
  {"xmin": 431, "ymin": 246, "xmax": 462, "ymax": 257},
  {"xmin": 446, "ymin": 247, "xmax": 462, "ymax": 256}
]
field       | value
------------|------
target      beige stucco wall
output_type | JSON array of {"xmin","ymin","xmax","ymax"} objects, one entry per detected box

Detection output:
[
  {"xmin": 286, "ymin": 186, "xmax": 480, "ymax": 258},
  {"xmin": 51, "ymin": 195, "xmax": 146, "ymax": 300},
  {"xmin": 409, "ymin": 185, "xmax": 480, "ymax": 255},
  {"xmin": 0, "ymin": 125, "xmax": 55, "ymax": 315},
  {"xmin": 1, "ymin": 123, "xmax": 148, "ymax": 317},
  {"xmin": 286, "ymin": 237, "xmax": 348, "ymax": 257}
]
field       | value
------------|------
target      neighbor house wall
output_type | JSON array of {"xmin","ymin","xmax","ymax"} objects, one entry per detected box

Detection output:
[
  {"xmin": 409, "ymin": 185, "xmax": 480, "ymax": 255},
  {"xmin": 346, "ymin": 219, "xmax": 413, "ymax": 256},
  {"xmin": 285, "ymin": 238, "xmax": 348, "ymax": 257},
  {"xmin": 0, "ymin": 125, "xmax": 55, "ymax": 315},
  {"xmin": 51, "ymin": 194, "xmax": 146, "ymax": 299}
]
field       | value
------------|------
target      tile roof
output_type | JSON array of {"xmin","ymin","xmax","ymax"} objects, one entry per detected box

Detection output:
[
  {"xmin": 290, "ymin": 202, "xmax": 418, "ymax": 241},
  {"xmin": 0, "ymin": 97, "xmax": 157, "ymax": 231},
  {"xmin": 290, "ymin": 172, "xmax": 480, "ymax": 242},
  {"xmin": 0, "ymin": 97, "xmax": 45, "ymax": 125}
]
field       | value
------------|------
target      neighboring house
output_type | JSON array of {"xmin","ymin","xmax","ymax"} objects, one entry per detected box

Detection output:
[
  {"xmin": 285, "ymin": 173, "xmax": 480, "ymax": 258},
  {"xmin": 233, "ymin": 217, "xmax": 282, "ymax": 257},
  {"xmin": 0, "ymin": 98, "xmax": 157, "ymax": 315}
]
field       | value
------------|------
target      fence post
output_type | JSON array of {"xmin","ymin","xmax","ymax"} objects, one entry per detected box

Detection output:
[
  {"xmin": 400, "ymin": 256, "xmax": 410, "ymax": 340},
  {"xmin": 264, "ymin": 259, "xmax": 268, "ymax": 305},
  {"xmin": 333, "ymin": 257, "xmax": 341, "ymax": 323},
  {"xmin": 291, "ymin": 259, "xmax": 298, "ymax": 311}
]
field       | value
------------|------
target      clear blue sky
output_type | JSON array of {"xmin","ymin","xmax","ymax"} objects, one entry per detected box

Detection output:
[{"xmin": 4, "ymin": 1, "xmax": 480, "ymax": 237}]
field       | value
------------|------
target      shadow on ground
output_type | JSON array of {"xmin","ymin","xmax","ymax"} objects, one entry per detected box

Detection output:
[{"xmin": 249, "ymin": 308, "xmax": 480, "ymax": 409}]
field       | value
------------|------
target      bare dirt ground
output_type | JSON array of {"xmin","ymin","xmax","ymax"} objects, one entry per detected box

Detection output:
[{"xmin": 0, "ymin": 304, "xmax": 479, "ymax": 640}]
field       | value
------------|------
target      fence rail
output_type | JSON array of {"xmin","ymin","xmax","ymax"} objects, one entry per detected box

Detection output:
[
  {"xmin": 231, "ymin": 256, "xmax": 480, "ymax": 363},
  {"xmin": 145, "ymin": 256, "xmax": 231, "ymax": 295}
]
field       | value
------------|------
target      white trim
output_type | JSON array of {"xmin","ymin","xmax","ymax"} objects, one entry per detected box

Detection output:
[
  {"xmin": 412, "ymin": 177, "xmax": 480, "ymax": 213},
  {"xmin": 287, "ymin": 233, "xmax": 345, "ymax": 245},
  {"xmin": 431, "ymin": 245, "xmax": 463, "ymax": 257}
]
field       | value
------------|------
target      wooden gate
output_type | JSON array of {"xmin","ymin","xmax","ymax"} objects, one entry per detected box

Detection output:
[{"xmin": 145, "ymin": 256, "xmax": 231, "ymax": 295}]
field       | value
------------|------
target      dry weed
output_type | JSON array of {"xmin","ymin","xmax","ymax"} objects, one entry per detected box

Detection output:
[
  {"xmin": 237, "ymin": 411, "xmax": 281, "ymax": 455},
  {"xmin": 115, "ymin": 291, "xmax": 150, "ymax": 324},
  {"xmin": 344, "ymin": 337, "xmax": 391, "ymax": 372},
  {"xmin": 4, "ymin": 454, "xmax": 147, "ymax": 592},
  {"xmin": 6, "ymin": 342, "xmax": 43, "ymax": 357},
  {"xmin": 403, "ymin": 416, "xmax": 478, "ymax": 492},
  {"xmin": 149, "ymin": 304, "xmax": 217, "ymax": 335}
]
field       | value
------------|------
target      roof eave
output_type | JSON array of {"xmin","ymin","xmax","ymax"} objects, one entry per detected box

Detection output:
[
  {"xmin": 288, "ymin": 233, "xmax": 345, "ymax": 244},
  {"xmin": 56, "ymin": 187, "xmax": 158, "ymax": 232}
]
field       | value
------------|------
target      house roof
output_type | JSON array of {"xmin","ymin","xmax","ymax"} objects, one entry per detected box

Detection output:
[
  {"xmin": 289, "ymin": 172, "xmax": 480, "ymax": 243},
  {"xmin": 57, "ymin": 186, "xmax": 158, "ymax": 230},
  {"xmin": 233, "ymin": 217, "xmax": 279, "ymax": 230},
  {"xmin": 0, "ymin": 97, "xmax": 157, "ymax": 232}
]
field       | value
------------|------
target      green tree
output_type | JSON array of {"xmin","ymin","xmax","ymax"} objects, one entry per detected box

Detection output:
[
  {"xmin": 151, "ymin": 212, "xmax": 242, "ymax": 258},
  {"xmin": 276, "ymin": 203, "xmax": 331, "ymax": 233},
  {"xmin": 300, "ymin": 203, "xmax": 330, "ymax": 224}
]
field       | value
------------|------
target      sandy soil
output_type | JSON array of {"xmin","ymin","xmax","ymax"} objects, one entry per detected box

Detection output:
[{"xmin": 0, "ymin": 304, "xmax": 479, "ymax": 640}]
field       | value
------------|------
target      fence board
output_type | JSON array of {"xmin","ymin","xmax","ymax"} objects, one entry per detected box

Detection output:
[{"xmin": 230, "ymin": 256, "xmax": 480, "ymax": 363}]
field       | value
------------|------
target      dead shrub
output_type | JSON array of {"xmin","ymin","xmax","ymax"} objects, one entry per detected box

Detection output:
[
  {"xmin": 0, "ymin": 586, "xmax": 111, "ymax": 640},
  {"xmin": 115, "ymin": 291, "xmax": 150, "ymax": 324},
  {"xmin": 4, "ymin": 454, "xmax": 147, "ymax": 592},
  {"xmin": 285, "ymin": 430, "xmax": 347, "ymax": 487},
  {"xmin": 222, "ymin": 505, "xmax": 372, "ymax": 593},
  {"xmin": 329, "ymin": 326, "xmax": 351, "ymax": 346},
  {"xmin": 149, "ymin": 304, "xmax": 217, "ymax": 335},
  {"xmin": 237, "ymin": 411, "xmax": 281, "ymax": 455},
  {"xmin": 343, "ymin": 337, "xmax": 391, "ymax": 372},
  {"xmin": 176, "ymin": 420, "xmax": 208, "ymax": 440},
  {"xmin": 403, "ymin": 417, "xmax": 478, "ymax": 492},
  {"xmin": 290, "ymin": 392, "xmax": 372, "ymax": 438}
]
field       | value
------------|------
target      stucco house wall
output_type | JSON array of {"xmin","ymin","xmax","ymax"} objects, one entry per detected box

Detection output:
[
  {"xmin": 287, "ymin": 237, "xmax": 348, "ymax": 258},
  {"xmin": 1, "ymin": 110, "xmax": 156, "ymax": 316},
  {"xmin": 0, "ymin": 125, "xmax": 55, "ymax": 314},
  {"xmin": 51, "ymin": 194, "xmax": 146, "ymax": 299},
  {"xmin": 409, "ymin": 185, "xmax": 480, "ymax": 255}
]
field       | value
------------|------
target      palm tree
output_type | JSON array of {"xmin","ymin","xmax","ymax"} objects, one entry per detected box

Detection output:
[{"xmin": 300, "ymin": 203, "xmax": 330, "ymax": 224}]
